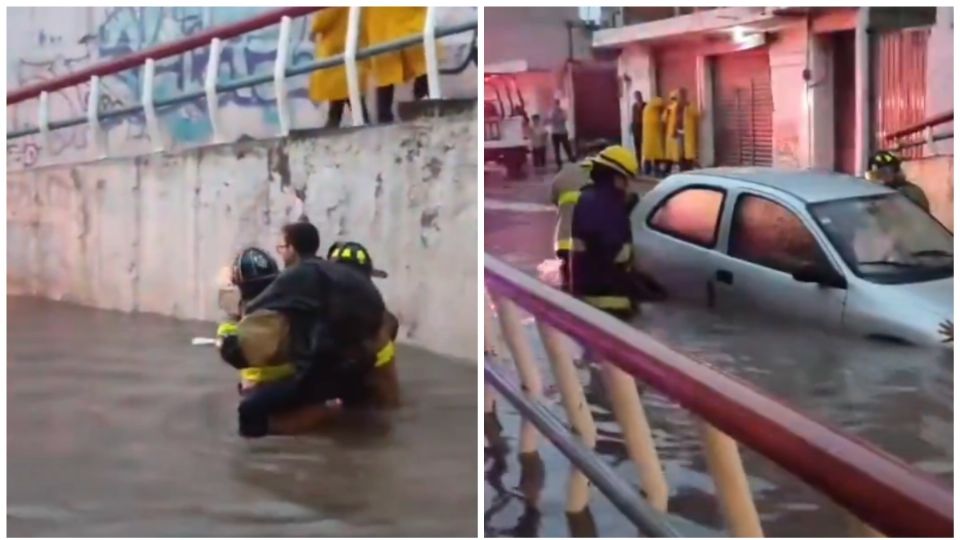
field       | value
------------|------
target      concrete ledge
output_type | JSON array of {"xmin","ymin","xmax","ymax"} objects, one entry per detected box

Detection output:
[{"xmin": 398, "ymin": 98, "xmax": 477, "ymax": 122}]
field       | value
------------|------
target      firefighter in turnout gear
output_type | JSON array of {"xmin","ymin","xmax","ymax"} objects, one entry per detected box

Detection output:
[
  {"xmin": 865, "ymin": 150, "xmax": 930, "ymax": 212},
  {"xmin": 570, "ymin": 145, "xmax": 642, "ymax": 319}
]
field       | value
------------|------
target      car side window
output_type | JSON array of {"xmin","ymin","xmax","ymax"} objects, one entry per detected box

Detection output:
[
  {"xmin": 648, "ymin": 187, "xmax": 725, "ymax": 248},
  {"xmin": 729, "ymin": 194, "xmax": 829, "ymax": 274}
]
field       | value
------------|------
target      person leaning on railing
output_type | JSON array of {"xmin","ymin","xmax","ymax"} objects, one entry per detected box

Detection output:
[
  {"xmin": 362, "ymin": 7, "xmax": 433, "ymax": 123},
  {"xmin": 309, "ymin": 7, "xmax": 371, "ymax": 128}
]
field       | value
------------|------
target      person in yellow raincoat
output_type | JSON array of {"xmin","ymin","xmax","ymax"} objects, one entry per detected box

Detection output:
[
  {"xmin": 641, "ymin": 96, "xmax": 666, "ymax": 177},
  {"xmin": 663, "ymin": 89, "xmax": 684, "ymax": 174},
  {"xmin": 363, "ymin": 7, "xmax": 432, "ymax": 123},
  {"xmin": 309, "ymin": 8, "xmax": 372, "ymax": 129}
]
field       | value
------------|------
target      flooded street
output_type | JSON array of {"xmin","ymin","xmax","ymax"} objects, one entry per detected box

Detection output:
[
  {"xmin": 8, "ymin": 297, "xmax": 477, "ymax": 537},
  {"xmin": 483, "ymin": 170, "xmax": 953, "ymax": 537}
]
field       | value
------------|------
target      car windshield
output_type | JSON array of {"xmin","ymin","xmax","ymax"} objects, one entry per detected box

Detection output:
[{"xmin": 809, "ymin": 194, "xmax": 953, "ymax": 284}]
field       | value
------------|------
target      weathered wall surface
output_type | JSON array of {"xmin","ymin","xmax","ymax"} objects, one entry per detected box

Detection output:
[
  {"xmin": 7, "ymin": 6, "xmax": 477, "ymax": 171},
  {"xmin": 902, "ymin": 156, "xmax": 954, "ymax": 231},
  {"xmin": 8, "ymin": 108, "xmax": 478, "ymax": 361}
]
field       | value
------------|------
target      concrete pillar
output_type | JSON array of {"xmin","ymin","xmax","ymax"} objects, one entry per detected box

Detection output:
[
  {"xmin": 617, "ymin": 43, "xmax": 656, "ymax": 156},
  {"xmin": 926, "ymin": 6, "xmax": 953, "ymax": 156},
  {"xmin": 854, "ymin": 7, "xmax": 871, "ymax": 175},
  {"xmin": 696, "ymin": 54, "xmax": 715, "ymax": 167},
  {"xmin": 809, "ymin": 32, "xmax": 836, "ymax": 171},
  {"xmin": 769, "ymin": 22, "xmax": 809, "ymax": 168}
]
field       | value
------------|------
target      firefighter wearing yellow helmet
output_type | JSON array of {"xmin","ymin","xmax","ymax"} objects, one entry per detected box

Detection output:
[
  {"xmin": 570, "ymin": 145, "xmax": 642, "ymax": 319},
  {"xmin": 865, "ymin": 150, "xmax": 930, "ymax": 212}
]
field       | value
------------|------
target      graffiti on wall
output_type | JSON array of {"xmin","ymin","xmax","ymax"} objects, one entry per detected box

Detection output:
[{"xmin": 8, "ymin": 6, "xmax": 478, "ymax": 168}]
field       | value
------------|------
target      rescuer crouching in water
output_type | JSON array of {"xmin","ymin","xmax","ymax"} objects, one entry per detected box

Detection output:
[{"xmin": 216, "ymin": 231, "xmax": 399, "ymax": 437}]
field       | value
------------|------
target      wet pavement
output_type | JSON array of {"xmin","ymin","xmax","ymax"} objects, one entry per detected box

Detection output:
[
  {"xmin": 8, "ymin": 297, "xmax": 477, "ymax": 537},
  {"xmin": 483, "ymin": 169, "xmax": 953, "ymax": 537}
]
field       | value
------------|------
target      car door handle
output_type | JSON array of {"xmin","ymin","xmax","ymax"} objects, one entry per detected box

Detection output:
[{"xmin": 716, "ymin": 269, "xmax": 733, "ymax": 285}]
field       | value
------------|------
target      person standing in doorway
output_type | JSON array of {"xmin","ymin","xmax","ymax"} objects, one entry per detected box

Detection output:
[
  {"xmin": 630, "ymin": 91, "xmax": 645, "ymax": 165},
  {"xmin": 549, "ymin": 99, "xmax": 575, "ymax": 170}
]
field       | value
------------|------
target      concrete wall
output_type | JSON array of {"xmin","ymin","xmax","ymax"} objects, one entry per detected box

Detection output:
[
  {"xmin": 7, "ymin": 107, "xmax": 478, "ymax": 361},
  {"xmin": 484, "ymin": 7, "xmax": 590, "ymax": 70},
  {"xmin": 903, "ymin": 156, "xmax": 954, "ymax": 231},
  {"xmin": 926, "ymin": 6, "xmax": 953, "ymax": 156},
  {"xmin": 7, "ymin": 6, "xmax": 477, "ymax": 171}
]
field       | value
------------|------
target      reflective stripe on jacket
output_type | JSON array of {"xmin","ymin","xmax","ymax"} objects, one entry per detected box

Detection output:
[{"xmin": 550, "ymin": 163, "xmax": 592, "ymax": 252}]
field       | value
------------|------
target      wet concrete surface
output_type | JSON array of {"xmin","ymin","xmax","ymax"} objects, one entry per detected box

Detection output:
[
  {"xmin": 8, "ymin": 297, "xmax": 477, "ymax": 537},
  {"xmin": 483, "ymin": 170, "xmax": 953, "ymax": 537}
]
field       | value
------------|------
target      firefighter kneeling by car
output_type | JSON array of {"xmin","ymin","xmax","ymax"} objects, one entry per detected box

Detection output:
[{"xmin": 569, "ymin": 144, "xmax": 664, "ymax": 319}]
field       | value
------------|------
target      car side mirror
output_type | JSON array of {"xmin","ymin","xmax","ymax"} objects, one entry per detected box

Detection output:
[{"xmin": 792, "ymin": 263, "xmax": 847, "ymax": 289}]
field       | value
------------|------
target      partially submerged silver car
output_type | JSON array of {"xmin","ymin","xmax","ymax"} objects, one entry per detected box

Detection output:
[{"xmin": 631, "ymin": 168, "xmax": 953, "ymax": 347}]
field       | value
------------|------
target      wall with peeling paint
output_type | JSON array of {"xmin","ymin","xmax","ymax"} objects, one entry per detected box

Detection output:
[{"xmin": 8, "ymin": 107, "xmax": 478, "ymax": 361}]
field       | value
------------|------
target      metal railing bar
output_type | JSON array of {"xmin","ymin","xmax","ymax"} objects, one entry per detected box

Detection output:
[
  {"xmin": 7, "ymin": 7, "xmax": 323, "ymax": 105},
  {"xmin": 484, "ymin": 357, "xmax": 681, "ymax": 538},
  {"xmin": 7, "ymin": 20, "xmax": 478, "ymax": 141},
  {"xmin": 890, "ymin": 132, "xmax": 953, "ymax": 152},
  {"xmin": 483, "ymin": 254, "xmax": 953, "ymax": 538}
]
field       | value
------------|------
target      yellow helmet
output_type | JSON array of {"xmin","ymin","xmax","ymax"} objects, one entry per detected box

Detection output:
[{"xmin": 591, "ymin": 145, "xmax": 639, "ymax": 178}]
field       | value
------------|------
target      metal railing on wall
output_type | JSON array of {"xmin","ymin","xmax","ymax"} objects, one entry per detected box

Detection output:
[
  {"xmin": 483, "ymin": 254, "xmax": 953, "ymax": 538},
  {"xmin": 884, "ymin": 110, "xmax": 954, "ymax": 155},
  {"xmin": 7, "ymin": 7, "xmax": 477, "ymax": 159}
]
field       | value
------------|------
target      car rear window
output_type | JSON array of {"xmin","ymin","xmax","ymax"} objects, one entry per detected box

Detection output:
[{"xmin": 648, "ymin": 187, "xmax": 726, "ymax": 248}]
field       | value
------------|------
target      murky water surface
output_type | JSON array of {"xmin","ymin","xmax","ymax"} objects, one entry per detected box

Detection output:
[{"xmin": 8, "ymin": 297, "xmax": 476, "ymax": 537}]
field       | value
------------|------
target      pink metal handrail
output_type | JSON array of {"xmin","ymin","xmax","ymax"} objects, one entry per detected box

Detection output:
[
  {"xmin": 7, "ymin": 7, "xmax": 322, "ymax": 105},
  {"xmin": 484, "ymin": 254, "xmax": 953, "ymax": 537},
  {"xmin": 884, "ymin": 111, "xmax": 953, "ymax": 141}
]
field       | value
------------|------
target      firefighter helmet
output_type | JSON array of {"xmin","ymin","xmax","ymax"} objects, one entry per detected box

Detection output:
[{"xmin": 231, "ymin": 247, "xmax": 279, "ymax": 301}]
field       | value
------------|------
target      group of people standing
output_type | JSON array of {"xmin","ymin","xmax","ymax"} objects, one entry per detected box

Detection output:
[
  {"xmin": 308, "ymin": 7, "xmax": 432, "ymax": 128},
  {"xmin": 216, "ymin": 220, "xmax": 400, "ymax": 438},
  {"xmin": 631, "ymin": 88, "xmax": 700, "ymax": 177}
]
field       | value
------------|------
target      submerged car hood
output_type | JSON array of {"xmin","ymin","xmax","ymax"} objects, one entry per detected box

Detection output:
[{"xmin": 887, "ymin": 277, "xmax": 954, "ymax": 320}]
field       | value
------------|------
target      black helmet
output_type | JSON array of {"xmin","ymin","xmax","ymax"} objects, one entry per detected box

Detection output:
[
  {"xmin": 869, "ymin": 150, "xmax": 902, "ymax": 171},
  {"xmin": 231, "ymin": 247, "xmax": 279, "ymax": 301},
  {"xmin": 328, "ymin": 241, "xmax": 388, "ymax": 278}
]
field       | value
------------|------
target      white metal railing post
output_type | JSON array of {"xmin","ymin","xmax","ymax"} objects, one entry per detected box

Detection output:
[
  {"xmin": 537, "ymin": 321, "xmax": 597, "ymax": 513},
  {"xmin": 423, "ymin": 6, "xmax": 441, "ymax": 99},
  {"xmin": 344, "ymin": 6, "xmax": 365, "ymax": 127},
  {"xmin": 38, "ymin": 91, "xmax": 51, "ymax": 153},
  {"xmin": 204, "ymin": 38, "xmax": 223, "ymax": 142},
  {"xmin": 141, "ymin": 59, "xmax": 164, "ymax": 152},
  {"xmin": 492, "ymin": 294, "xmax": 543, "ymax": 455},
  {"xmin": 599, "ymin": 361, "xmax": 669, "ymax": 511},
  {"xmin": 924, "ymin": 125, "xmax": 934, "ymax": 156},
  {"xmin": 86, "ymin": 75, "xmax": 106, "ymax": 159},
  {"xmin": 273, "ymin": 16, "xmax": 292, "ymax": 137}
]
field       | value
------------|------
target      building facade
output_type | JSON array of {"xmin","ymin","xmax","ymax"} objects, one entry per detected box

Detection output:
[{"xmin": 595, "ymin": 6, "xmax": 952, "ymax": 175}]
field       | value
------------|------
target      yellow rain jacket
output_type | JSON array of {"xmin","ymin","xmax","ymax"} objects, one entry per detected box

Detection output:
[
  {"xmin": 641, "ymin": 97, "xmax": 665, "ymax": 162},
  {"xmin": 683, "ymin": 104, "xmax": 700, "ymax": 162},
  {"xmin": 664, "ymin": 90, "xmax": 683, "ymax": 162},
  {"xmin": 363, "ymin": 7, "xmax": 430, "ymax": 88},
  {"xmin": 308, "ymin": 8, "xmax": 369, "ymax": 103}
]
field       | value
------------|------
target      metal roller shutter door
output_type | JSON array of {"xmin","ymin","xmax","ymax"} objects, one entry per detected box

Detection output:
[{"xmin": 713, "ymin": 48, "xmax": 773, "ymax": 166}]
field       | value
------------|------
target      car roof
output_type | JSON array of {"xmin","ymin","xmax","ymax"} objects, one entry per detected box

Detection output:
[{"xmin": 680, "ymin": 167, "xmax": 893, "ymax": 203}]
